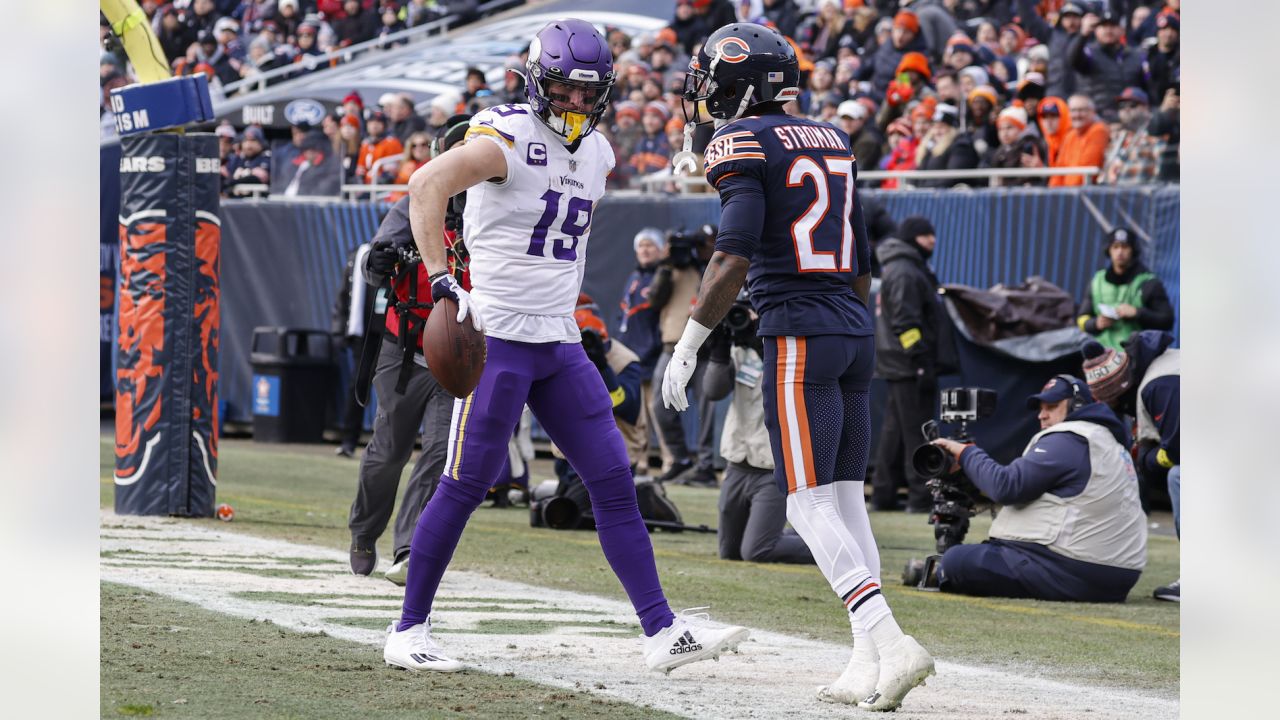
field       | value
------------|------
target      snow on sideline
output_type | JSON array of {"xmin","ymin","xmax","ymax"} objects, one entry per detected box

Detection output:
[{"xmin": 101, "ymin": 512, "xmax": 1177, "ymax": 719}]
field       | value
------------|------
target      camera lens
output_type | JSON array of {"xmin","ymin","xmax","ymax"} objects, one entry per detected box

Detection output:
[
  {"xmin": 724, "ymin": 305, "xmax": 751, "ymax": 333},
  {"xmin": 542, "ymin": 496, "xmax": 582, "ymax": 530},
  {"xmin": 911, "ymin": 443, "xmax": 951, "ymax": 479}
]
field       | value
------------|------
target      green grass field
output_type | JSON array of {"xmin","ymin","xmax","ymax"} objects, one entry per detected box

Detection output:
[{"xmin": 100, "ymin": 434, "xmax": 1179, "ymax": 716}]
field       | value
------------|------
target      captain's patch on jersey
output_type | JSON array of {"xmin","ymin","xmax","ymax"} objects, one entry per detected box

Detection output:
[{"xmin": 704, "ymin": 131, "xmax": 765, "ymax": 173}]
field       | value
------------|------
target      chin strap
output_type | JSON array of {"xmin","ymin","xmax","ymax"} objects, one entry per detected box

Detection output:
[{"xmin": 672, "ymin": 121, "xmax": 699, "ymax": 175}]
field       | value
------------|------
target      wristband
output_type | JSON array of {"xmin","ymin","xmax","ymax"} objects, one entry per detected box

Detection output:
[{"xmin": 674, "ymin": 318, "xmax": 713, "ymax": 356}]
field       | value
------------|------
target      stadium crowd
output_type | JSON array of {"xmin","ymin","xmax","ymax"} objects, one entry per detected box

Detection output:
[
  {"xmin": 589, "ymin": 0, "xmax": 1181, "ymax": 188},
  {"xmin": 103, "ymin": 1, "xmax": 1180, "ymax": 190}
]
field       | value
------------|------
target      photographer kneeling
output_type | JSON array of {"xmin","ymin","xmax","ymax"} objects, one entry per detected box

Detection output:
[
  {"xmin": 703, "ymin": 297, "xmax": 813, "ymax": 565},
  {"xmin": 926, "ymin": 376, "xmax": 1147, "ymax": 602}
]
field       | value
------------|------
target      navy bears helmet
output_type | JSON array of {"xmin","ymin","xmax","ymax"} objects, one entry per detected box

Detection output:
[{"xmin": 682, "ymin": 23, "xmax": 800, "ymax": 124}]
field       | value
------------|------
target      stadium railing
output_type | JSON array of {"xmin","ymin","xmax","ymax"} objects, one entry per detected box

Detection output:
[
  {"xmin": 631, "ymin": 166, "xmax": 1104, "ymax": 192},
  {"xmin": 217, "ymin": 0, "xmax": 526, "ymax": 98},
  {"xmin": 308, "ymin": 166, "xmax": 1106, "ymax": 201}
]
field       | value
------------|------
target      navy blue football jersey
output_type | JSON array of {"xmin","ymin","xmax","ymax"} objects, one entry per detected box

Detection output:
[{"xmin": 706, "ymin": 113, "xmax": 872, "ymax": 337}]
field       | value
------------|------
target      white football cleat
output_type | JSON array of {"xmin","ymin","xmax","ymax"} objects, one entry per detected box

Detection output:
[
  {"xmin": 643, "ymin": 608, "xmax": 750, "ymax": 674},
  {"xmin": 857, "ymin": 635, "xmax": 934, "ymax": 711},
  {"xmin": 817, "ymin": 650, "xmax": 880, "ymax": 705},
  {"xmin": 384, "ymin": 620, "xmax": 464, "ymax": 673},
  {"xmin": 384, "ymin": 557, "xmax": 409, "ymax": 587}
]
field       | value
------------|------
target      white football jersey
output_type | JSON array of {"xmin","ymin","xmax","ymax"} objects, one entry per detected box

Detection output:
[{"xmin": 461, "ymin": 104, "xmax": 614, "ymax": 343}]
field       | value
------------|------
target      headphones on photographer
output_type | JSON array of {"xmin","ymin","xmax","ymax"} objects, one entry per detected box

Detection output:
[
  {"xmin": 1053, "ymin": 374, "xmax": 1086, "ymax": 412},
  {"xmin": 431, "ymin": 113, "xmax": 473, "ymax": 158}
]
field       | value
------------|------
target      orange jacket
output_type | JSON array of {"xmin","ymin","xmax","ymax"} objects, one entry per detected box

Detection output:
[
  {"xmin": 1037, "ymin": 96, "xmax": 1072, "ymax": 166},
  {"xmin": 387, "ymin": 158, "xmax": 427, "ymax": 202},
  {"xmin": 357, "ymin": 135, "xmax": 404, "ymax": 183},
  {"xmin": 1049, "ymin": 120, "xmax": 1109, "ymax": 187}
]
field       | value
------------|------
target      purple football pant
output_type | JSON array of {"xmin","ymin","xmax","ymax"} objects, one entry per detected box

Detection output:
[{"xmin": 398, "ymin": 337, "xmax": 675, "ymax": 636}]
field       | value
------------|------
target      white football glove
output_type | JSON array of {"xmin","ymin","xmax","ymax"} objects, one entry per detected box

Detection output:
[
  {"xmin": 430, "ymin": 272, "xmax": 484, "ymax": 332},
  {"xmin": 661, "ymin": 318, "xmax": 713, "ymax": 411},
  {"xmin": 661, "ymin": 345, "xmax": 698, "ymax": 412}
]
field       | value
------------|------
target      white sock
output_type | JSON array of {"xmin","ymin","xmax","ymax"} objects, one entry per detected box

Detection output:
[
  {"xmin": 850, "ymin": 617, "xmax": 877, "ymax": 662},
  {"xmin": 868, "ymin": 613, "xmax": 906, "ymax": 649},
  {"xmin": 787, "ymin": 486, "xmax": 897, "ymax": 638}
]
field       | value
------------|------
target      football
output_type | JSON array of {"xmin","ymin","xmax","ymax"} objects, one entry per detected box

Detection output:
[{"xmin": 424, "ymin": 298, "xmax": 487, "ymax": 398}]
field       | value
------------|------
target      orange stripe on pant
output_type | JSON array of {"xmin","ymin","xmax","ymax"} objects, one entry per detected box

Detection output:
[
  {"xmin": 775, "ymin": 337, "xmax": 795, "ymax": 493},
  {"xmin": 775, "ymin": 337, "xmax": 818, "ymax": 494}
]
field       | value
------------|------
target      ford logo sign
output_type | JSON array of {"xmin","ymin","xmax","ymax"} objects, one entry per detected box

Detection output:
[{"xmin": 284, "ymin": 99, "xmax": 326, "ymax": 127}]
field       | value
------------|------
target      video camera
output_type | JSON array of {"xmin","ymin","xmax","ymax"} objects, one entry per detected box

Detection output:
[
  {"xmin": 664, "ymin": 224, "xmax": 716, "ymax": 269},
  {"xmin": 718, "ymin": 298, "xmax": 758, "ymax": 347},
  {"xmin": 910, "ymin": 388, "xmax": 996, "ymax": 555}
]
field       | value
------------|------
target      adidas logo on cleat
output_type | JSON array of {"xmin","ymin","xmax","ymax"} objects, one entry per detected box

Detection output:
[
  {"xmin": 669, "ymin": 630, "xmax": 703, "ymax": 655},
  {"xmin": 410, "ymin": 653, "xmax": 443, "ymax": 664}
]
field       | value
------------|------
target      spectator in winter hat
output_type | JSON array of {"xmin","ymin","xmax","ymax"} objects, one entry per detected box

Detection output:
[
  {"xmin": 664, "ymin": 116, "xmax": 686, "ymax": 159},
  {"xmin": 876, "ymin": 51, "xmax": 933, "ymax": 131},
  {"xmin": 427, "ymin": 92, "xmax": 460, "ymax": 130},
  {"xmin": 837, "ymin": 100, "xmax": 884, "ymax": 176},
  {"xmin": 916, "ymin": 103, "xmax": 981, "ymax": 187},
  {"xmin": 628, "ymin": 101, "xmax": 673, "ymax": 179},
  {"xmin": 957, "ymin": 65, "xmax": 989, "ymax": 98},
  {"xmin": 983, "ymin": 106, "xmax": 1048, "ymax": 186},
  {"xmin": 215, "ymin": 121, "xmax": 237, "ymax": 162},
  {"xmin": 273, "ymin": 0, "xmax": 301, "ymax": 43},
  {"xmin": 1101, "ymin": 87, "xmax": 1165, "ymax": 186},
  {"xmin": 966, "ymin": 85, "xmax": 999, "ymax": 158},
  {"xmin": 336, "ymin": 114, "xmax": 362, "ymax": 182},
  {"xmin": 357, "ymin": 110, "xmax": 403, "ymax": 184},
  {"xmin": 1014, "ymin": 72, "xmax": 1047, "ymax": 109},
  {"xmin": 1035, "ymin": 96, "xmax": 1071, "ymax": 166},
  {"xmin": 1024, "ymin": 44, "xmax": 1050, "ymax": 78},
  {"xmin": 856, "ymin": 8, "xmax": 930, "ymax": 96},
  {"xmin": 946, "ymin": 40, "xmax": 977, "ymax": 72},
  {"xmin": 224, "ymin": 125, "xmax": 271, "ymax": 195},
  {"xmin": 879, "ymin": 112, "xmax": 920, "ymax": 190},
  {"xmin": 608, "ymin": 101, "xmax": 644, "ymax": 184},
  {"xmin": 1077, "ymin": 229, "xmax": 1175, "ymax": 351},
  {"xmin": 1146, "ymin": 13, "xmax": 1180, "ymax": 106},
  {"xmin": 998, "ymin": 24, "xmax": 1027, "ymax": 56}
]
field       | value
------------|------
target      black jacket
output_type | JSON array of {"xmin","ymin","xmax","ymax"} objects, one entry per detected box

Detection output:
[
  {"xmin": 917, "ymin": 132, "xmax": 982, "ymax": 188},
  {"xmin": 1068, "ymin": 36, "xmax": 1147, "ymax": 122},
  {"xmin": 874, "ymin": 238, "xmax": 957, "ymax": 380}
]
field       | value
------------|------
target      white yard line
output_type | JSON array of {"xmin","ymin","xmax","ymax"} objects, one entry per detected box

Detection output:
[{"xmin": 101, "ymin": 512, "xmax": 1177, "ymax": 719}]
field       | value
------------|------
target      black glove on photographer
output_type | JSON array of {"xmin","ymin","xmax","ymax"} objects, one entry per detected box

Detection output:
[
  {"xmin": 366, "ymin": 239, "xmax": 400, "ymax": 281},
  {"xmin": 706, "ymin": 323, "xmax": 732, "ymax": 365},
  {"xmin": 582, "ymin": 334, "xmax": 609, "ymax": 375}
]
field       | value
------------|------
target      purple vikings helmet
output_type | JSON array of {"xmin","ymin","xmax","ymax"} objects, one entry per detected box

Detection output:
[{"xmin": 525, "ymin": 19, "xmax": 615, "ymax": 143}]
